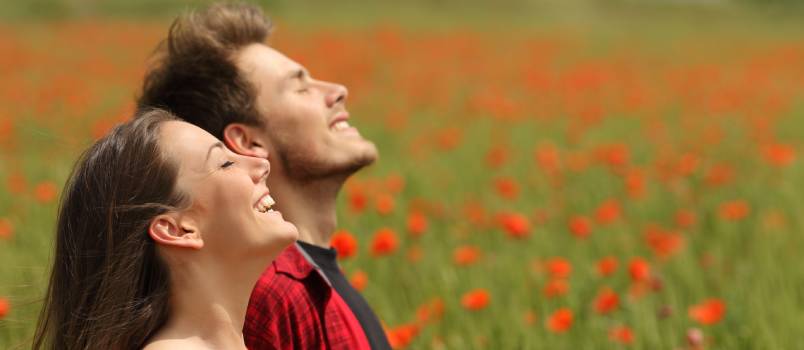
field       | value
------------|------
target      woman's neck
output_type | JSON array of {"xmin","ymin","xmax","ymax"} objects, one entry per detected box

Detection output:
[{"xmin": 148, "ymin": 255, "xmax": 265, "ymax": 349}]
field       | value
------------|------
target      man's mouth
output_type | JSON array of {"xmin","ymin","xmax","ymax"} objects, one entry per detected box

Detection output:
[
  {"xmin": 254, "ymin": 193, "xmax": 276, "ymax": 213},
  {"xmin": 329, "ymin": 112, "xmax": 355, "ymax": 132},
  {"xmin": 332, "ymin": 120, "xmax": 352, "ymax": 131}
]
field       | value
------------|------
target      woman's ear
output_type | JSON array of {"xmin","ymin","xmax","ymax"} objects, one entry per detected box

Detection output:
[
  {"xmin": 149, "ymin": 214, "xmax": 203, "ymax": 250},
  {"xmin": 223, "ymin": 123, "xmax": 269, "ymax": 159}
]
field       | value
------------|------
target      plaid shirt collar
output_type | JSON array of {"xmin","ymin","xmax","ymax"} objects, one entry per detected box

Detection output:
[{"xmin": 273, "ymin": 243, "xmax": 325, "ymax": 281}]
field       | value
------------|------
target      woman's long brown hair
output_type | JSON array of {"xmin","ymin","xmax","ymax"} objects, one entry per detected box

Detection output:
[{"xmin": 33, "ymin": 109, "xmax": 188, "ymax": 349}]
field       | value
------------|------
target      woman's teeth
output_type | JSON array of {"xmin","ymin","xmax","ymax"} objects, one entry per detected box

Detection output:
[
  {"xmin": 332, "ymin": 120, "xmax": 350, "ymax": 131},
  {"xmin": 255, "ymin": 194, "xmax": 276, "ymax": 213}
]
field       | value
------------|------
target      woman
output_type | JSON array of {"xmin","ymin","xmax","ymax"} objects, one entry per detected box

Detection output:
[{"xmin": 33, "ymin": 109, "xmax": 298, "ymax": 349}]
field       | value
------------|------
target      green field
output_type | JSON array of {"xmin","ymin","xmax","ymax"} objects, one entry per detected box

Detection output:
[{"xmin": 1, "ymin": 1, "xmax": 803, "ymax": 348}]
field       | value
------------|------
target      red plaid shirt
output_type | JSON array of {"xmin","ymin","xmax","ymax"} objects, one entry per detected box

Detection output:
[{"xmin": 244, "ymin": 244, "xmax": 371, "ymax": 350}]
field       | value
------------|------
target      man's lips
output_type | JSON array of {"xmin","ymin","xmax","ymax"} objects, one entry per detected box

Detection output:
[{"xmin": 329, "ymin": 111, "xmax": 350, "ymax": 128}]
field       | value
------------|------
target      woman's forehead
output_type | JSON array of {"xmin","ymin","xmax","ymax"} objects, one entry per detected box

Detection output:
[{"xmin": 160, "ymin": 121, "xmax": 221, "ymax": 174}]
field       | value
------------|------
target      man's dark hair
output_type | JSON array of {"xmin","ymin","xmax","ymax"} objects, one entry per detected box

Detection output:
[{"xmin": 138, "ymin": 2, "xmax": 271, "ymax": 139}]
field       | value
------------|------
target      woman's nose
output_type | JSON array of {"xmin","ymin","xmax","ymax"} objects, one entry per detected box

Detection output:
[{"xmin": 245, "ymin": 154, "xmax": 270, "ymax": 183}]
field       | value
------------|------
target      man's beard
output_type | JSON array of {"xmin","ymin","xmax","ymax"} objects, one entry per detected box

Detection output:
[{"xmin": 276, "ymin": 143, "xmax": 376, "ymax": 183}]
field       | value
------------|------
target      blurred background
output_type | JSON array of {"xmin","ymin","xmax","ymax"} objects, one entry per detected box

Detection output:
[{"xmin": 1, "ymin": 0, "xmax": 803, "ymax": 348}]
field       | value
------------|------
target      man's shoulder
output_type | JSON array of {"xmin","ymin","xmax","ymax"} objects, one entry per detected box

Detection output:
[{"xmin": 246, "ymin": 244, "xmax": 332, "ymax": 345}]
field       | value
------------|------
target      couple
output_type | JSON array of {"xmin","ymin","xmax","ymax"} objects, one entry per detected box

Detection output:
[{"xmin": 33, "ymin": 3, "xmax": 391, "ymax": 350}]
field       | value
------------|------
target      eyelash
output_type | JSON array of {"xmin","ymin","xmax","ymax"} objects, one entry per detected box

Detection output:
[{"xmin": 221, "ymin": 161, "xmax": 235, "ymax": 169}]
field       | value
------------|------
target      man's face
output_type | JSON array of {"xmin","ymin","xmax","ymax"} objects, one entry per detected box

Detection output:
[{"xmin": 235, "ymin": 43, "xmax": 378, "ymax": 182}]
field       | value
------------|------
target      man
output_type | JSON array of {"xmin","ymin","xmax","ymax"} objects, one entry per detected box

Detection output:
[{"xmin": 137, "ymin": 3, "xmax": 390, "ymax": 350}]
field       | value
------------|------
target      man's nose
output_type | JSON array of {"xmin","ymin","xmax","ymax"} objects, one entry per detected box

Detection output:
[{"xmin": 325, "ymin": 83, "xmax": 348, "ymax": 108}]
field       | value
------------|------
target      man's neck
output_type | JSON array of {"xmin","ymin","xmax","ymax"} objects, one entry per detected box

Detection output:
[{"xmin": 271, "ymin": 175, "xmax": 342, "ymax": 247}]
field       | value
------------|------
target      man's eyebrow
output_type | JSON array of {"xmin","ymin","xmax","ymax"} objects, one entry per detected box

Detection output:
[
  {"xmin": 205, "ymin": 142, "xmax": 224, "ymax": 163},
  {"xmin": 288, "ymin": 68, "xmax": 308, "ymax": 81},
  {"xmin": 281, "ymin": 68, "xmax": 309, "ymax": 91}
]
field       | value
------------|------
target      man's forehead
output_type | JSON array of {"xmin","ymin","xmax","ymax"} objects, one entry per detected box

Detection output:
[{"xmin": 238, "ymin": 43, "xmax": 301, "ymax": 76}]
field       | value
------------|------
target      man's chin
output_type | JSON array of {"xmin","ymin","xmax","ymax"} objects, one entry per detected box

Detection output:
[
  {"xmin": 284, "ymin": 147, "xmax": 378, "ymax": 182},
  {"xmin": 357, "ymin": 141, "xmax": 379, "ymax": 164},
  {"xmin": 335, "ymin": 145, "xmax": 378, "ymax": 177}
]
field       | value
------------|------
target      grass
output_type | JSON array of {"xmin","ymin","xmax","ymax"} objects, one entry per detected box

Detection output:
[{"xmin": 1, "ymin": 2, "xmax": 803, "ymax": 349}]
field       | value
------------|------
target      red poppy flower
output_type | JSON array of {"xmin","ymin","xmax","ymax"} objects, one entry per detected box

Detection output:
[
  {"xmin": 599, "ymin": 143, "xmax": 630, "ymax": 168},
  {"xmin": 494, "ymin": 176, "xmax": 520, "ymax": 200},
  {"xmin": 546, "ymin": 308, "xmax": 573, "ymax": 333},
  {"xmin": 594, "ymin": 287, "xmax": 619, "ymax": 314},
  {"xmin": 628, "ymin": 258, "xmax": 651, "ymax": 282},
  {"xmin": 644, "ymin": 225, "xmax": 685, "ymax": 259},
  {"xmin": 676, "ymin": 152, "xmax": 700, "ymax": 177},
  {"xmin": 498, "ymin": 212, "xmax": 531, "ymax": 239},
  {"xmin": 34, "ymin": 181, "xmax": 58, "ymax": 203},
  {"xmin": 546, "ymin": 257, "xmax": 572, "ymax": 279},
  {"xmin": 535, "ymin": 142, "xmax": 561, "ymax": 174},
  {"xmin": 595, "ymin": 199, "xmax": 621, "ymax": 225},
  {"xmin": 330, "ymin": 230, "xmax": 358, "ymax": 259},
  {"xmin": 597, "ymin": 256, "xmax": 618, "ymax": 277},
  {"xmin": 609, "ymin": 325, "xmax": 635, "ymax": 345},
  {"xmin": 453, "ymin": 245, "xmax": 481, "ymax": 266},
  {"xmin": 416, "ymin": 298, "xmax": 445, "ymax": 324},
  {"xmin": 762, "ymin": 143, "xmax": 795, "ymax": 167},
  {"xmin": 461, "ymin": 289, "xmax": 490, "ymax": 311},
  {"xmin": 688, "ymin": 298, "xmax": 726, "ymax": 325},
  {"xmin": 350, "ymin": 270, "xmax": 368, "ymax": 292},
  {"xmin": 624, "ymin": 168, "xmax": 645, "ymax": 198},
  {"xmin": 435, "ymin": 127, "xmax": 462, "ymax": 150},
  {"xmin": 543, "ymin": 279, "xmax": 569, "ymax": 298},
  {"xmin": 0, "ymin": 218, "xmax": 13, "ymax": 240},
  {"xmin": 568, "ymin": 215, "xmax": 592, "ymax": 239},
  {"xmin": 675, "ymin": 209, "xmax": 696, "ymax": 228},
  {"xmin": 386, "ymin": 323, "xmax": 420, "ymax": 349},
  {"xmin": 406, "ymin": 211, "xmax": 428, "ymax": 237},
  {"xmin": 375, "ymin": 193, "xmax": 396, "ymax": 215},
  {"xmin": 0, "ymin": 297, "xmax": 9, "ymax": 319},
  {"xmin": 719, "ymin": 200, "xmax": 750, "ymax": 221},
  {"xmin": 371, "ymin": 228, "xmax": 399, "ymax": 257},
  {"xmin": 348, "ymin": 187, "xmax": 367, "ymax": 213}
]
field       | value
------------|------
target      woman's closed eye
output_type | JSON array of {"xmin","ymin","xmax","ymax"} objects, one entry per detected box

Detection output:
[{"xmin": 221, "ymin": 160, "xmax": 235, "ymax": 169}]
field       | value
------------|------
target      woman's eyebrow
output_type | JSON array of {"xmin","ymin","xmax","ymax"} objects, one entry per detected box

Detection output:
[{"xmin": 205, "ymin": 142, "xmax": 224, "ymax": 163}]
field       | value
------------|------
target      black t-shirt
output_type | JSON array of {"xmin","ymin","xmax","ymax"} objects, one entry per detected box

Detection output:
[{"xmin": 297, "ymin": 241, "xmax": 392, "ymax": 350}]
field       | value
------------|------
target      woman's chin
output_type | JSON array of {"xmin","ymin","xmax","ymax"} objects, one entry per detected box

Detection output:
[
  {"xmin": 263, "ymin": 221, "xmax": 299, "ymax": 244},
  {"xmin": 279, "ymin": 223, "xmax": 300, "ymax": 243}
]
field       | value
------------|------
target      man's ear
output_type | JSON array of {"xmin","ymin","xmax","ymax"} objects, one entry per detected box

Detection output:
[
  {"xmin": 223, "ymin": 123, "xmax": 269, "ymax": 159},
  {"xmin": 148, "ymin": 214, "xmax": 203, "ymax": 250}
]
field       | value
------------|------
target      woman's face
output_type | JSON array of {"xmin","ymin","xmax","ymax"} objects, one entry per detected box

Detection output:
[{"xmin": 159, "ymin": 121, "xmax": 298, "ymax": 259}]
